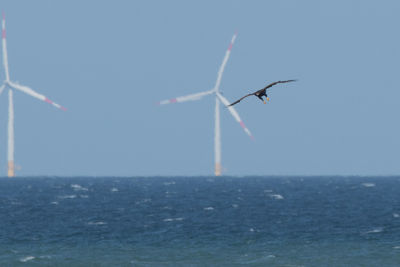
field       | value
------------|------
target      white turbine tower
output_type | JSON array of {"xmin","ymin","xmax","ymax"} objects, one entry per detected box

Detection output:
[
  {"xmin": 0, "ymin": 13, "xmax": 66, "ymax": 177},
  {"xmin": 158, "ymin": 33, "xmax": 253, "ymax": 176}
]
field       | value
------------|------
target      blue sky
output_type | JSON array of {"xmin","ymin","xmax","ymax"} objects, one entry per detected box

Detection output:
[{"xmin": 0, "ymin": 0, "xmax": 400, "ymax": 176}]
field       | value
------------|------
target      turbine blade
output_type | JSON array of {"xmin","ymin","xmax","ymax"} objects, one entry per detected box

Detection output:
[
  {"xmin": 2, "ymin": 12, "xmax": 10, "ymax": 81},
  {"xmin": 8, "ymin": 81, "xmax": 66, "ymax": 111},
  {"xmin": 0, "ymin": 84, "xmax": 5, "ymax": 95},
  {"xmin": 214, "ymin": 32, "xmax": 237, "ymax": 92},
  {"xmin": 216, "ymin": 92, "xmax": 254, "ymax": 140},
  {"xmin": 158, "ymin": 89, "xmax": 214, "ymax": 105}
]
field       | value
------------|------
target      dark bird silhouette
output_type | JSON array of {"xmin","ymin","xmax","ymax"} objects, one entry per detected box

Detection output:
[{"xmin": 228, "ymin": 80, "xmax": 296, "ymax": 106}]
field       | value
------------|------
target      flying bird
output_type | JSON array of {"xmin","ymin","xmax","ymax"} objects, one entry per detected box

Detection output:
[{"xmin": 228, "ymin": 80, "xmax": 297, "ymax": 106}]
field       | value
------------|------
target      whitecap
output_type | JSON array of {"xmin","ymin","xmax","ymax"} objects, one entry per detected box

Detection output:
[
  {"xmin": 204, "ymin": 207, "xmax": 214, "ymax": 211},
  {"xmin": 58, "ymin": 195, "xmax": 77, "ymax": 199},
  {"xmin": 362, "ymin": 183, "xmax": 375, "ymax": 187},
  {"xmin": 270, "ymin": 194, "xmax": 284, "ymax": 200},
  {"xmin": 39, "ymin": 255, "xmax": 52, "ymax": 259},
  {"xmin": 365, "ymin": 227, "xmax": 383, "ymax": 234},
  {"xmin": 393, "ymin": 246, "xmax": 400, "ymax": 249},
  {"xmin": 88, "ymin": 221, "xmax": 107, "ymax": 226},
  {"xmin": 163, "ymin": 217, "xmax": 184, "ymax": 222},
  {"xmin": 50, "ymin": 201, "xmax": 59, "ymax": 205},
  {"xmin": 71, "ymin": 184, "xmax": 88, "ymax": 191},
  {"xmin": 232, "ymin": 204, "xmax": 239, "ymax": 208},
  {"xmin": 393, "ymin": 213, "xmax": 400, "ymax": 218},
  {"xmin": 163, "ymin": 181, "xmax": 176, "ymax": 186},
  {"xmin": 135, "ymin": 198, "xmax": 151, "ymax": 205},
  {"xmin": 20, "ymin": 256, "xmax": 35, "ymax": 262},
  {"xmin": 249, "ymin": 228, "xmax": 255, "ymax": 232},
  {"xmin": 111, "ymin": 187, "xmax": 119, "ymax": 192}
]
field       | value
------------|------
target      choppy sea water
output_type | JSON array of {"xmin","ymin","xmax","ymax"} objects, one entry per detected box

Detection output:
[{"xmin": 0, "ymin": 176, "xmax": 399, "ymax": 266}]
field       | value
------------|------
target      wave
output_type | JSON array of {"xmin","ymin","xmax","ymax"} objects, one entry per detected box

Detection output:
[
  {"xmin": 20, "ymin": 256, "xmax": 35, "ymax": 262},
  {"xmin": 58, "ymin": 195, "xmax": 77, "ymax": 199},
  {"xmin": 270, "ymin": 194, "xmax": 284, "ymax": 200},
  {"xmin": 71, "ymin": 184, "xmax": 89, "ymax": 191},
  {"xmin": 88, "ymin": 221, "xmax": 107, "ymax": 226},
  {"xmin": 163, "ymin": 217, "xmax": 184, "ymax": 222},
  {"xmin": 361, "ymin": 183, "xmax": 375, "ymax": 187},
  {"xmin": 364, "ymin": 227, "xmax": 383, "ymax": 234}
]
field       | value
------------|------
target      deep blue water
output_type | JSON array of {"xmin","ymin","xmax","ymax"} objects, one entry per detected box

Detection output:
[{"xmin": 0, "ymin": 176, "xmax": 399, "ymax": 266}]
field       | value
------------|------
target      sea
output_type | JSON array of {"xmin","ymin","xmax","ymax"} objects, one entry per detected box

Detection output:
[{"xmin": 0, "ymin": 176, "xmax": 399, "ymax": 266}]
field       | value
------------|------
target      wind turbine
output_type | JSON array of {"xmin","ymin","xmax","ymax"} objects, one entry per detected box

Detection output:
[
  {"xmin": 158, "ymin": 33, "xmax": 253, "ymax": 176},
  {"xmin": 0, "ymin": 13, "xmax": 66, "ymax": 177}
]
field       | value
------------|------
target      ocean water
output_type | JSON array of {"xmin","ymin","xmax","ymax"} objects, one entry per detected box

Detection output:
[{"xmin": 0, "ymin": 176, "xmax": 399, "ymax": 266}]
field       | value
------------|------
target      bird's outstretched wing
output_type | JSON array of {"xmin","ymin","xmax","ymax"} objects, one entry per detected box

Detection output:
[
  {"xmin": 259, "ymin": 79, "xmax": 297, "ymax": 92},
  {"xmin": 228, "ymin": 93, "xmax": 254, "ymax": 106},
  {"xmin": 228, "ymin": 79, "xmax": 297, "ymax": 106}
]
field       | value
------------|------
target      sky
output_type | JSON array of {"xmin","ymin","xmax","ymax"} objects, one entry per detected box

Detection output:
[{"xmin": 0, "ymin": 0, "xmax": 400, "ymax": 176}]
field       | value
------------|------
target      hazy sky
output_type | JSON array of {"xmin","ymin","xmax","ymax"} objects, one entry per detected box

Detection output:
[{"xmin": 1, "ymin": 0, "xmax": 400, "ymax": 176}]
